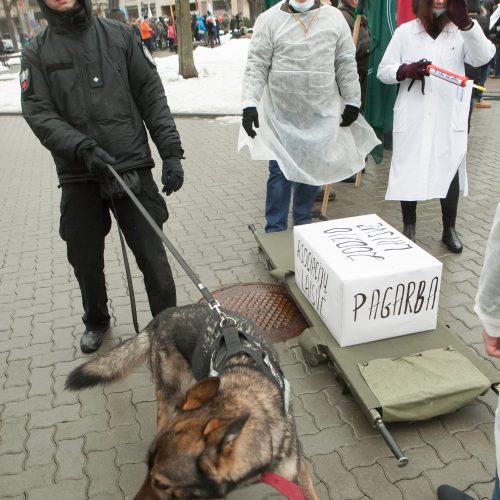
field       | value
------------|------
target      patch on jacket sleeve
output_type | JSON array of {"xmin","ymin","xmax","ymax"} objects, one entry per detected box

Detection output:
[
  {"xmin": 141, "ymin": 43, "xmax": 156, "ymax": 67},
  {"xmin": 20, "ymin": 68, "xmax": 31, "ymax": 93}
]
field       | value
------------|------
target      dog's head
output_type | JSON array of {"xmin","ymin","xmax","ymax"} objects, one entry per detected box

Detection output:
[{"xmin": 134, "ymin": 377, "xmax": 274, "ymax": 499}]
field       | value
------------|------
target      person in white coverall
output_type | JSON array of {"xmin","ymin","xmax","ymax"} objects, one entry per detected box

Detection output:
[
  {"xmin": 437, "ymin": 205, "xmax": 500, "ymax": 498},
  {"xmin": 239, "ymin": 0, "xmax": 379, "ymax": 233},
  {"xmin": 377, "ymin": 0, "xmax": 494, "ymax": 252}
]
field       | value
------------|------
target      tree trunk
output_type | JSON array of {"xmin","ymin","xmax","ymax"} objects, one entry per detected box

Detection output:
[
  {"xmin": 2, "ymin": 0, "xmax": 20, "ymax": 53},
  {"xmin": 247, "ymin": 0, "xmax": 262, "ymax": 24},
  {"xmin": 176, "ymin": 0, "xmax": 198, "ymax": 79}
]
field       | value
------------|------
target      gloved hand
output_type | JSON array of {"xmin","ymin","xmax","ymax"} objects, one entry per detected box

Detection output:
[
  {"xmin": 82, "ymin": 146, "xmax": 115, "ymax": 176},
  {"xmin": 340, "ymin": 105, "xmax": 360, "ymax": 127},
  {"xmin": 242, "ymin": 107, "xmax": 259, "ymax": 138},
  {"xmin": 161, "ymin": 158, "xmax": 184, "ymax": 196},
  {"xmin": 447, "ymin": 0, "xmax": 473, "ymax": 30},
  {"xmin": 396, "ymin": 60, "xmax": 431, "ymax": 82}
]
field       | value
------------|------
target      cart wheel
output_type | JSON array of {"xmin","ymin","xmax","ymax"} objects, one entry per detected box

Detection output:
[{"xmin": 311, "ymin": 209, "xmax": 321, "ymax": 219}]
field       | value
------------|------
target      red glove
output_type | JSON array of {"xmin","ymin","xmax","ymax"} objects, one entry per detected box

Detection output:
[
  {"xmin": 396, "ymin": 60, "xmax": 430, "ymax": 82},
  {"xmin": 447, "ymin": 0, "xmax": 473, "ymax": 30}
]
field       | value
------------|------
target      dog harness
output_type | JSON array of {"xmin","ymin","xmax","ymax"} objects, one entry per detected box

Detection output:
[{"xmin": 209, "ymin": 323, "xmax": 291, "ymax": 414}]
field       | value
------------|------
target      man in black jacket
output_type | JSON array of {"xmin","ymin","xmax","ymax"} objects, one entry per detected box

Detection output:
[{"xmin": 21, "ymin": 0, "xmax": 184, "ymax": 353}]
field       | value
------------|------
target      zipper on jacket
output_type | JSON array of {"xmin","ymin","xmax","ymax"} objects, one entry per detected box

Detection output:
[{"xmin": 77, "ymin": 48, "xmax": 99, "ymax": 140}]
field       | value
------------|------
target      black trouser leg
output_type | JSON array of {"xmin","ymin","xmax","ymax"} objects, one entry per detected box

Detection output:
[
  {"xmin": 114, "ymin": 170, "xmax": 176, "ymax": 316},
  {"xmin": 60, "ymin": 182, "xmax": 111, "ymax": 330},
  {"xmin": 400, "ymin": 201, "xmax": 417, "ymax": 226},
  {"xmin": 440, "ymin": 171, "xmax": 460, "ymax": 229}
]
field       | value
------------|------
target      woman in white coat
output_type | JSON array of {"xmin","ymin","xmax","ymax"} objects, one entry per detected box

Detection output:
[{"xmin": 377, "ymin": 0, "xmax": 495, "ymax": 253}]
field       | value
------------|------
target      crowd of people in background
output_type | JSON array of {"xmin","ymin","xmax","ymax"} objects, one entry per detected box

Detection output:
[
  {"xmin": 127, "ymin": 10, "xmax": 230, "ymax": 53},
  {"xmin": 130, "ymin": 15, "xmax": 177, "ymax": 52}
]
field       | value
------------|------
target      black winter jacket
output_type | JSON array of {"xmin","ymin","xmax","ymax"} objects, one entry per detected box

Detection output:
[{"xmin": 21, "ymin": 0, "xmax": 182, "ymax": 183}]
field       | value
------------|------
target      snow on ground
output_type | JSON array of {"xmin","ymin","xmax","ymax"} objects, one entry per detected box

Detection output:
[{"xmin": 0, "ymin": 37, "xmax": 249, "ymax": 114}]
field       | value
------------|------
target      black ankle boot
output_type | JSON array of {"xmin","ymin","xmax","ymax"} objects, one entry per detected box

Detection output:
[
  {"xmin": 442, "ymin": 227, "xmax": 463, "ymax": 253},
  {"xmin": 402, "ymin": 224, "xmax": 415, "ymax": 242}
]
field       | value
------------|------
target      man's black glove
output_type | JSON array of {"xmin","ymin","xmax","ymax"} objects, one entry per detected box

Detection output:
[
  {"xmin": 447, "ymin": 0, "xmax": 473, "ymax": 30},
  {"xmin": 82, "ymin": 146, "xmax": 115, "ymax": 176},
  {"xmin": 242, "ymin": 107, "xmax": 259, "ymax": 138},
  {"xmin": 340, "ymin": 105, "xmax": 360, "ymax": 127},
  {"xmin": 161, "ymin": 158, "xmax": 184, "ymax": 196},
  {"xmin": 396, "ymin": 60, "xmax": 431, "ymax": 81}
]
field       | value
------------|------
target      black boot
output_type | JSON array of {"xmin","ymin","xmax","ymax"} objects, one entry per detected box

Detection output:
[
  {"xmin": 80, "ymin": 322, "xmax": 110, "ymax": 353},
  {"xmin": 437, "ymin": 485, "xmax": 474, "ymax": 500},
  {"xmin": 442, "ymin": 227, "xmax": 463, "ymax": 253},
  {"xmin": 402, "ymin": 224, "xmax": 415, "ymax": 242}
]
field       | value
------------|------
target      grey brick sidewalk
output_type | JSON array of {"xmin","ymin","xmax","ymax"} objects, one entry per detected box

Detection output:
[{"xmin": 0, "ymin": 105, "xmax": 499, "ymax": 499}]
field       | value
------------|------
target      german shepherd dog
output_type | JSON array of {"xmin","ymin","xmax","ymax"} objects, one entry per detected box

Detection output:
[{"xmin": 66, "ymin": 304, "xmax": 318, "ymax": 499}]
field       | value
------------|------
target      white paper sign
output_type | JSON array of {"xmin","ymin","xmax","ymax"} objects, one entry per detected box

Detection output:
[{"xmin": 294, "ymin": 214, "xmax": 443, "ymax": 346}]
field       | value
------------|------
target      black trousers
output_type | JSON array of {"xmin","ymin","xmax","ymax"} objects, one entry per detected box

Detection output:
[
  {"xmin": 59, "ymin": 170, "xmax": 176, "ymax": 330},
  {"xmin": 401, "ymin": 171, "xmax": 460, "ymax": 229}
]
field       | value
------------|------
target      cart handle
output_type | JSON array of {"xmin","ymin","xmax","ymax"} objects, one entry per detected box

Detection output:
[{"xmin": 370, "ymin": 410, "xmax": 409, "ymax": 467}]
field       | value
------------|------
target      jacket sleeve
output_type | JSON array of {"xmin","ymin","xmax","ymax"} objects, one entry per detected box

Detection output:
[
  {"xmin": 474, "ymin": 203, "xmax": 500, "ymax": 337},
  {"xmin": 124, "ymin": 29, "xmax": 183, "ymax": 158},
  {"xmin": 462, "ymin": 20, "xmax": 496, "ymax": 67},
  {"xmin": 21, "ymin": 45, "xmax": 96, "ymax": 161},
  {"xmin": 377, "ymin": 27, "xmax": 403, "ymax": 85},
  {"xmin": 241, "ymin": 13, "xmax": 273, "ymax": 109},
  {"xmin": 334, "ymin": 13, "xmax": 361, "ymax": 107}
]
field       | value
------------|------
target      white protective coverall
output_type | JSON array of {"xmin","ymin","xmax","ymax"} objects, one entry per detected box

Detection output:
[
  {"xmin": 238, "ymin": 2, "xmax": 380, "ymax": 185},
  {"xmin": 377, "ymin": 20, "xmax": 495, "ymax": 201},
  {"xmin": 475, "ymin": 205, "xmax": 500, "ymax": 472}
]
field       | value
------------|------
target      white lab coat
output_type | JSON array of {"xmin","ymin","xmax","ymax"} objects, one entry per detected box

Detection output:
[
  {"xmin": 238, "ymin": 1, "xmax": 380, "ymax": 185},
  {"xmin": 377, "ymin": 20, "xmax": 495, "ymax": 201}
]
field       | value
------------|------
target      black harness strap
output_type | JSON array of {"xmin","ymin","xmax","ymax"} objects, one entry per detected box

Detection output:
[{"xmin": 211, "ymin": 324, "xmax": 288, "ymax": 413}]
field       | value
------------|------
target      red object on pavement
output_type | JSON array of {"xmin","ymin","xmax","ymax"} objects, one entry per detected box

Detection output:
[{"xmin": 397, "ymin": 0, "xmax": 416, "ymax": 25}]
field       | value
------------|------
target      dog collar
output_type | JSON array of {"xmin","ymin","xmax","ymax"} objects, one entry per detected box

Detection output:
[{"xmin": 260, "ymin": 472, "xmax": 306, "ymax": 500}]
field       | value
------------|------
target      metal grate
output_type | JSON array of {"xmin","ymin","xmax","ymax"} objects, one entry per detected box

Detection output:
[{"xmin": 202, "ymin": 283, "xmax": 309, "ymax": 343}]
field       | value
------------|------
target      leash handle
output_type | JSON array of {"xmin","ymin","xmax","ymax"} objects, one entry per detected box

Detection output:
[{"xmin": 105, "ymin": 165, "xmax": 222, "ymax": 314}]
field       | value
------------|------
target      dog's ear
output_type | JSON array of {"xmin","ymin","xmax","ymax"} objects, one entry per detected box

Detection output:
[
  {"xmin": 180, "ymin": 377, "xmax": 221, "ymax": 411},
  {"xmin": 203, "ymin": 412, "xmax": 251, "ymax": 449}
]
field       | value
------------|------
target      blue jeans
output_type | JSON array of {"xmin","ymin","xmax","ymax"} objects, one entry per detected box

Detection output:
[
  {"xmin": 476, "ymin": 63, "xmax": 490, "ymax": 101},
  {"xmin": 265, "ymin": 160, "xmax": 319, "ymax": 233}
]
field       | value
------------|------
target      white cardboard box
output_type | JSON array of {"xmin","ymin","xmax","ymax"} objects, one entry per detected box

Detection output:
[{"xmin": 294, "ymin": 214, "xmax": 443, "ymax": 347}]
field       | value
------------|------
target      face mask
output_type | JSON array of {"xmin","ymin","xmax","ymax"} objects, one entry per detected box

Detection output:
[
  {"xmin": 433, "ymin": 8, "xmax": 447, "ymax": 16},
  {"xmin": 289, "ymin": 0, "xmax": 315, "ymax": 12}
]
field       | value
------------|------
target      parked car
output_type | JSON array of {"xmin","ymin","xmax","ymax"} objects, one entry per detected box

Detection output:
[{"xmin": 1, "ymin": 34, "xmax": 15, "ymax": 54}]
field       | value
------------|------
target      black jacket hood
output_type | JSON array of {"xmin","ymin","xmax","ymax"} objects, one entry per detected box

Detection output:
[{"xmin": 37, "ymin": 0, "xmax": 92, "ymax": 33}]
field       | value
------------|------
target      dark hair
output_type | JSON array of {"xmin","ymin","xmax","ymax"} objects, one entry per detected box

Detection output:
[{"xmin": 412, "ymin": 0, "xmax": 450, "ymax": 34}]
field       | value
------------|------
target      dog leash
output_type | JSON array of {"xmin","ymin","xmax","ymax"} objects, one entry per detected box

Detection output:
[
  {"xmin": 105, "ymin": 165, "xmax": 231, "ymax": 326},
  {"xmin": 107, "ymin": 190, "xmax": 140, "ymax": 334},
  {"xmin": 260, "ymin": 472, "xmax": 306, "ymax": 500}
]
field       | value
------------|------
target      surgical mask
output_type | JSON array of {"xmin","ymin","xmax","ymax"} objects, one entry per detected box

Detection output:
[
  {"xmin": 433, "ymin": 8, "xmax": 447, "ymax": 16},
  {"xmin": 289, "ymin": 0, "xmax": 315, "ymax": 12}
]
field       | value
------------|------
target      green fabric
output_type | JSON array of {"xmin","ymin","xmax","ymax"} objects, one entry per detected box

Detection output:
[
  {"xmin": 362, "ymin": 0, "xmax": 397, "ymax": 163},
  {"xmin": 359, "ymin": 347, "xmax": 491, "ymax": 422},
  {"xmin": 263, "ymin": 0, "xmax": 281, "ymax": 10}
]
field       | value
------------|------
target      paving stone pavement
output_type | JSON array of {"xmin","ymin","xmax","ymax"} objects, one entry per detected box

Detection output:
[{"xmin": 0, "ymin": 104, "xmax": 499, "ymax": 499}]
